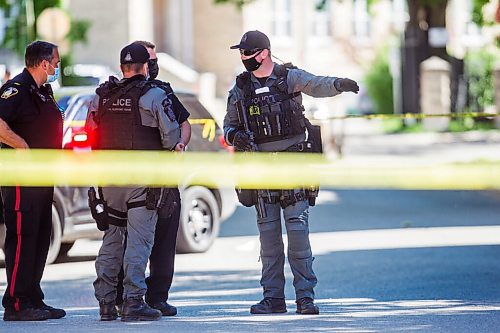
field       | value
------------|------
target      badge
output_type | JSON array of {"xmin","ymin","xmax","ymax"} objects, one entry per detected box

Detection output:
[
  {"xmin": 124, "ymin": 52, "xmax": 132, "ymax": 62},
  {"xmin": 162, "ymin": 97, "xmax": 176, "ymax": 122},
  {"xmin": 1, "ymin": 87, "xmax": 18, "ymax": 99},
  {"xmin": 249, "ymin": 105, "xmax": 261, "ymax": 116}
]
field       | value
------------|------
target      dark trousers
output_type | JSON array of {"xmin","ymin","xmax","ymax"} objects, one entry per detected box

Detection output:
[
  {"xmin": 1, "ymin": 186, "xmax": 54, "ymax": 311},
  {"xmin": 116, "ymin": 189, "xmax": 181, "ymax": 305}
]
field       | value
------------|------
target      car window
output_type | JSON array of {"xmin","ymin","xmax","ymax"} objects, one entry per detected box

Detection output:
[
  {"xmin": 74, "ymin": 98, "xmax": 92, "ymax": 121},
  {"xmin": 65, "ymin": 95, "xmax": 93, "ymax": 124}
]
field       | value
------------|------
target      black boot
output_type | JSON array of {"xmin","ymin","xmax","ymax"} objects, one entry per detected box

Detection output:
[
  {"xmin": 121, "ymin": 297, "xmax": 162, "ymax": 322},
  {"xmin": 296, "ymin": 297, "xmax": 319, "ymax": 315},
  {"xmin": 3, "ymin": 307, "xmax": 51, "ymax": 321},
  {"xmin": 99, "ymin": 302, "xmax": 118, "ymax": 321},
  {"xmin": 34, "ymin": 302, "xmax": 66, "ymax": 319},
  {"xmin": 148, "ymin": 301, "xmax": 177, "ymax": 316},
  {"xmin": 250, "ymin": 298, "xmax": 287, "ymax": 314}
]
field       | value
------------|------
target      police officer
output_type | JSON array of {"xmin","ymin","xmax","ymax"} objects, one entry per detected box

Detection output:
[
  {"xmin": 86, "ymin": 43, "xmax": 182, "ymax": 322},
  {"xmin": 0, "ymin": 41, "xmax": 65, "ymax": 321},
  {"xmin": 113, "ymin": 40, "xmax": 191, "ymax": 317},
  {"xmin": 224, "ymin": 31, "xmax": 359, "ymax": 315}
]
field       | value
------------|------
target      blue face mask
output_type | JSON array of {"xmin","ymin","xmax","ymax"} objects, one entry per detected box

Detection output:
[{"xmin": 46, "ymin": 64, "xmax": 59, "ymax": 84}]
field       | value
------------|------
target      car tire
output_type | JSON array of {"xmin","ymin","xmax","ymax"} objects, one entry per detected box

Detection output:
[
  {"xmin": 176, "ymin": 186, "xmax": 220, "ymax": 253},
  {"xmin": 46, "ymin": 204, "xmax": 62, "ymax": 265}
]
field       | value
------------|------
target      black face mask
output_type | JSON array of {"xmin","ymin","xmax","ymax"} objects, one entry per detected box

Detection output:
[
  {"xmin": 242, "ymin": 51, "xmax": 263, "ymax": 72},
  {"xmin": 148, "ymin": 58, "xmax": 159, "ymax": 80}
]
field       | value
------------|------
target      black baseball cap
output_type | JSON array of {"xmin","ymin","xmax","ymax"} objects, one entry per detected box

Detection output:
[
  {"xmin": 120, "ymin": 43, "xmax": 149, "ymax": 64},
  {"xmin": 230, "ymin": 30, "xmax": 270, "ymax": 50}
]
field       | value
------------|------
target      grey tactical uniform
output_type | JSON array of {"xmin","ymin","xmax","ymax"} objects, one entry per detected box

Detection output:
[
  {"xmin": 88, "ymin": 79, "xmax": 180, "ymax": 304},
  {"xmin": 223, "ymin": 63, "xmax": 341, "ymax": 300}
]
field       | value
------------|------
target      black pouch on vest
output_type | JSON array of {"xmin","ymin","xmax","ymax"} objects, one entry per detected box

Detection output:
[
  {"xmin": 305, "ymin": 120, "xmax": 323, "ymax": 153},
  {"xmin": 235, "ymin": 188, "xmax": 257, "ymax": 207}
]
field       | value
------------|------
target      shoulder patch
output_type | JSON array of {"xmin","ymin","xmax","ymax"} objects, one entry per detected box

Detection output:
[
  {"xmin": 1, "ymin": 87, "xmax": 18, "ymax": 99},
  {"xmin": 162, "ymin": 96, "xmax": 176, "ymax": 122}
]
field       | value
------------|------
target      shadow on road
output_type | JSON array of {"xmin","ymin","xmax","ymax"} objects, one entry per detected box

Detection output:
[
  {"xmin": 54, "ymin": 255, "xmax": 97, "ymax": 264},
  {"xmin": 1, "ymin": 244, "xmax": 499, "ymax": 332}
]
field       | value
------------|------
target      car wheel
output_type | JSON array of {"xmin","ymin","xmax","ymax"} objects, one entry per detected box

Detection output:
[
  {"xmin": 177, "ymin": 186, "xmax": 220, "ymax": 253},
  {"xmin": 46, "ymin": 204, "xmax": 62, "ymax": 265}
]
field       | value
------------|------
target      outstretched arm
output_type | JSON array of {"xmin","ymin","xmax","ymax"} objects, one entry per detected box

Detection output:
[{"xmin": 288, "ymin": 68, "xmax": 359, "ymax": 97}]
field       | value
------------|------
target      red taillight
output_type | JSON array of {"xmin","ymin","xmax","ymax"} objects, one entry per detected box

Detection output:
[
  {"xmin": 218, "ymin": 134, "xmax": 234, "ymax": 153},
  {"xmin": 73, "ymin": 133, "xmax": 88, "ymax": 142},
  {"xmin": 70, "ymin": 129, "xmax": 93, "ymax": 149}
]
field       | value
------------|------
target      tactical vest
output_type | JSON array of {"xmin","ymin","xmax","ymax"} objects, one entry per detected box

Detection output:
[
  {"xmin": 94, "ymin": 77, "xmax": 172, "ymax": 150},
  {"xmin": 236, "ymin": 64, "xmax": 306, "ymax": 144}
]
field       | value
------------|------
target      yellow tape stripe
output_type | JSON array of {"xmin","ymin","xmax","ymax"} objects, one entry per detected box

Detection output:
[
  {"xmin": 0, "ymin": 150, "xmax": 499, "ymax": 189},
  {"xmin": 189, "ymin": 118, "xmax": 217, "ymax": 142},
  {"xmin": 64, "ymin": 120, "xmax": 86, "ymax": 127}
]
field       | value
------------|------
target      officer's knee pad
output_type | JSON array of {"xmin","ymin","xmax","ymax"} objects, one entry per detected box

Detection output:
[
  {"xmin": 286, "ymin": 217, "xmax": 308, "ymax": 231},
  {"xmin": 257, "ymin": 218, "xmax": 280, "ymax": 232},
  {"xmin": 259, "ymin": 224, "xmax": 284, "ymax": 257},
  {"xmin": 288, "ymin": 247, "xmax": 312, "ymax": 260}
]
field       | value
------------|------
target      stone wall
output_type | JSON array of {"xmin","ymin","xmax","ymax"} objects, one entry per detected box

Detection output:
[{"xmin": 420, "ymin": 56, "xmax": 451, "ymax": 131}]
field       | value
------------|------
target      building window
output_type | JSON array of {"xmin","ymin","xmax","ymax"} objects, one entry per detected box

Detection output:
[
  {"xmin": 311, "ymin": 0, "xmax": 332, "ymax": 37},
  {"xmin": 353, "ymin": 0, "xmax": 371, "ymax": 38},
  {"xmin": 271, "ymin": 0, "xmax": 292, "ymax": 37}
]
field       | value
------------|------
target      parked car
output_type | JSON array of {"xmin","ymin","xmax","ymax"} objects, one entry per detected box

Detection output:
[{"xmin": 0, "ymin": 90, "xmax": 237, "ymax": 263}]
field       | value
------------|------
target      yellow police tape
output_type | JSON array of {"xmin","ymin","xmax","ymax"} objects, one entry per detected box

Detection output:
[
  {"xmin": 65, "ymin": 119, "xmax": 219, "ymax": 142},
  {"xmin": 0, "ymin": 149, "xmax": 499, "ymax": 189},
  {"xmin": 189, "ymin": 119, "xmax": 217, "ymax": 142}
]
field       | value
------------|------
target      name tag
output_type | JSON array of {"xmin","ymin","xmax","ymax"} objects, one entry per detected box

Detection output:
[{"xmin": 255, "ymin": 87, "xmax": 270, "ymax": 94}]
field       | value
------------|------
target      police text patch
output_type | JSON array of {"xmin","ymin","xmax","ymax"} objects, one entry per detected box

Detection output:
[{"xmin": 1, "ymin": 87, "xmax": 18, "ymax": 99}]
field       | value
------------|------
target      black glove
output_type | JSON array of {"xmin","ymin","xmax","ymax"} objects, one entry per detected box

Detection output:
[
  {"xmin": 334, "ymin": 78, "xmax": 359, "ymax": 94},
  {"xmin": 88, "ymin": 187, "xmax": 109, "ymax": 231},
  {"xmin": 232, "ymin": 130, "xmax": 253, "ymax": 151}
]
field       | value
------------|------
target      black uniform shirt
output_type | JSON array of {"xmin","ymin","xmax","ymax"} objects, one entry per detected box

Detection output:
[{"xmin": 0, "ymin": 68, "xmax": 63, "ymax": 149}]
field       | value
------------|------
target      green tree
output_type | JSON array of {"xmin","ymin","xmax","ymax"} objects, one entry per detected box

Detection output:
[
  {"xmin": 1, "ymin": 0, "xmax": 89, "ymax": 55},
  {"xmin": 364, "ymin": 49, "xmax": 394, "ymax": 114},
  {"xmin": 213, "ymin": 0, "xmax": 254, "ymax": 9}
]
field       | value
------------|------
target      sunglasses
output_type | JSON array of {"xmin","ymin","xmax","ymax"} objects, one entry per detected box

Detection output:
[{"xmin": 240, "ymin": 48, "xmax": 264, "ymax": 56}]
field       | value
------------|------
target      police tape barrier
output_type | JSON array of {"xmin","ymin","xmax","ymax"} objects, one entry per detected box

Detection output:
[
  {"xmin": 189, "ymin": 119, "xmax": 217, "ymax": 142},
  {"xmin": 66, "ymin": 119, "xmax": 219, "ymax": 142},
  {"xmin": 325, "ymin": 111, "xmax": 499, "ymax": 120},
  {"xmin": 1, "ymin": 149, "xmax": 500, "ymax": 190}
]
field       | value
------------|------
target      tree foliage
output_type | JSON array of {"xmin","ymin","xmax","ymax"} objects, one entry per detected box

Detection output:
[
  {"xmin": 313, "ymin": 0, "xmax": 491, "ymax": 26},
  {"xmin": 364, "ymin": 49, "xmax": 394, "ymax": 114},
  {"xmin": 466, "ymin": 49, "xmax": 495, "ymax": 111},
  {"xmin": 213, "ymin": 0, "xmax": 255, "ymax": 9},
  {"xmin": 0, "ymin": 0, "xmax": 90, "ymax": 55}
]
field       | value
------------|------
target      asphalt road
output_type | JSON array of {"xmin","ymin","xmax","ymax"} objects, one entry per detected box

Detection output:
[{"xmin": 1, "ymin": 188, "xmax": 499, "ymax": 333}]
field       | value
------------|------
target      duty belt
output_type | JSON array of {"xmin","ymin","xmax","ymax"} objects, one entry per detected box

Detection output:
[{"xmin": 285, "ymin": 141, "xmax": 313, "ymax": 152}]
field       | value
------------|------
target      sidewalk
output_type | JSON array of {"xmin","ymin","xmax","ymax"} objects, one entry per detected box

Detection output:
[{"xmin": 332, "ymin": 130, "xmax": 500, "ymax": 164}]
